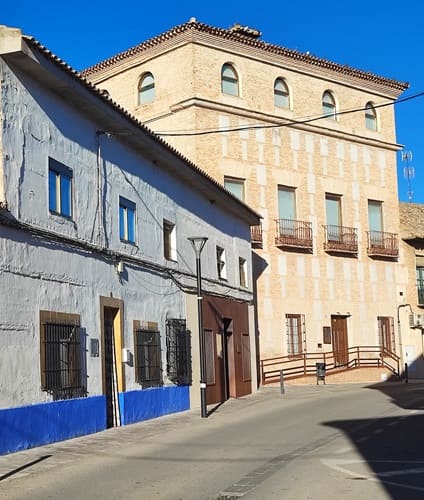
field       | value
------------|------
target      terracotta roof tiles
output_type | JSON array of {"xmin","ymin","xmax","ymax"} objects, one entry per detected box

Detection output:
[{"xmin": 81, "ymin": 20, "xmax": 409, "ymax": 91}]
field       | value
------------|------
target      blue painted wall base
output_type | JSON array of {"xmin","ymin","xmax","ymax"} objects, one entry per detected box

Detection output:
[
  {"xmin": 119, "ymin": 386, "xmax": 190, "ymax": 425},
  {"xmin": 0, "ymin": 396, "xmax": 106, "ymax": 455}
]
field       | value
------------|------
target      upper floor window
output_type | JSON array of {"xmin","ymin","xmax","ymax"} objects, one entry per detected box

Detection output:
[
  {"xmin": 224, "ymin": 176, "xmax": 245, "ymax": 201},
  {"xmin": 216, "ymin": 246, "xmax": 227, "ymax": 280},
  {"xmin": 368, "ymin": 200, "xmax": 383, "ymax": 233},
  {"xmin": 274, "ymin": 78, "xmax": 290, "ymax": 108},
  {"xmin": 221, "ymin": 63, "xmax": 239, "ymax": 96},
  {"xmin": 365, "ymin": 102, "xmax": 377, "ymax": 131},
  {"xmin": 48, "ymin": 158, "xmax": 72, "ymax": 218},
  {"xmin": 163, "ymin": 220, "xmax": 177, "ymax": 261},
  {"xmin": 417, "ymin": 263, "xmax": 424, "ymax": 306},
  {"xmin": 322, "ymin": 91, "xmax": 336, "ymax": 120},
  {"xmin": 119, "ymin": 196, "xmax": 136, "ymax": 244},
  {"xmin": 239, "ymin": 257, "xmax": 247, "ymax": 288},
  {"xmin": 138, "ymin": 72, "xmax": 155, "ymax": 104},
  {"xmin": 325, "ymin": 193, "xmax": 342, "ymax": 241}
]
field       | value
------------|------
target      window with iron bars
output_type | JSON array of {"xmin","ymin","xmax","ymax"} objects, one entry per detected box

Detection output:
[
  {"xmin": 40, "ymin": 318, "xmax": 84, "ymax": 400},
  {"xmin": 285, "ymin": 314, "xmax": 306, "ymax": 357},
  {"xmin": 134, "ymin": 328, "xmax": 162, "ymax": 387},
  {"xmin": 166, "ymin": 319, "xmax": 192, "ymax": 385}
]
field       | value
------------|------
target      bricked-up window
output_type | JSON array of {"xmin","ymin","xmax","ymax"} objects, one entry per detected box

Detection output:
[
  {"xmin": 40, "ymin": 312, "xmax": 84, "ymax": 400},
  {"xmin": 138, "ymin": 72, "xmax": 155, "ymax": 104},
  {"xmin": 221, "ymin": 63, "xmax": 239, "ymax": 96},
  {"xmin": 322, "ymin": 90, "xmax": 336, "ymax": 120},
  {"xmin": 134, "ymin": 329, "xmax": 162, "ymax": 387},
  {"xmin": 166, "ymin": 319, "xmax": 192, "ymax": 385},
  {"xmin": 286, "ymin": 314, "xmax": 305, "ymax": 356}
]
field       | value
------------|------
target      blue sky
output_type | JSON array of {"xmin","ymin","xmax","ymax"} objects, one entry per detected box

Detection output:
[{"xmin": 3, "ymin": 0, "xmax": 424, "ymax": 203}]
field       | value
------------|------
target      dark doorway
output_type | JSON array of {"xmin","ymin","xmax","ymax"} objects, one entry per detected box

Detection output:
[{"xmin": 103, "ymin": 306, "xmax": 120, "ymax": 428}]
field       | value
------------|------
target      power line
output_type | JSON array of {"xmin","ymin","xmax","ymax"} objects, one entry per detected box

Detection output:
[{"xmin": 157, "ymin": 91, "xmax": 424, "ymax": 138}]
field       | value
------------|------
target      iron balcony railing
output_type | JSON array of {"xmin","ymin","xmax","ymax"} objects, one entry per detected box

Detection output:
[
  {"xmin": 251, "ymin": 224, "xmax": 263, "ymax": 248},
  {"xmin": 275, "ymin": 218, "xmax": 313, "ymax": 250},
  {"xmin": 367, "ymin": 231, "xmax": 399, "ymax": 258},
  {"xmin": 323, "ymin": 225, "xmax": 358, "ymax": 254}
]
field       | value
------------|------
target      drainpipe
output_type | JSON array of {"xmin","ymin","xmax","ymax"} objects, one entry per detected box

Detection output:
[{"xmin": 397, "ymin": 303, "xmax": 412, "ymax": 378}]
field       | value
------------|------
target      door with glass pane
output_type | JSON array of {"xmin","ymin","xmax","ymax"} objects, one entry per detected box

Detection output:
[
  {"xmin": 326, "ymin": 194, "xmax": 342, "ymax": 241},
  {"xmin": 368, "ymin": 200, "xmax": 383, "ymax": 246},
  {"xmin": 278, "ymin": 186, "xmax": 296, "ymax": 236}
]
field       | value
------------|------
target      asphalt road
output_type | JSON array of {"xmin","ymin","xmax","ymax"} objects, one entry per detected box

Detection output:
[{"xmin": 1, "ymin": 382, "xmax": 424, "ymax": 500}]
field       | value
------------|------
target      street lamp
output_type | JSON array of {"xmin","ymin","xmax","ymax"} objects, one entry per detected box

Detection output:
[{"xmin": 188, "ymin": 236, "xmax": 208, "ymax": 418}]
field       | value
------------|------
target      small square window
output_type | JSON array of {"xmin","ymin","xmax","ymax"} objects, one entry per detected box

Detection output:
[
  {"xmin": 239, "ymin": 257, "xmax": 247, "ymax": 288},
  {"xmin": 163, "ymin": 220, "xmax": 177, "ymax": 261},
  {"xmin": 216, "ymin": 246, "xmax": 227, "ymax": 280},
  {"xmin": 48, "ymin": 158, "xmax": 72, "ymax": 218},
  {"xmin": 119, "ymin": 196, "xmax": 136, "ymax": 243}
]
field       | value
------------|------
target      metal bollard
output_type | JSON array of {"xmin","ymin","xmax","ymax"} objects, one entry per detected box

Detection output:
[
  {"xmin": 280, "ymin": 369, "xmax": 285, "ymax": 395},
  {"xmin": 405, "ymin": 362, "xmax": 409, "ymax": 384}
]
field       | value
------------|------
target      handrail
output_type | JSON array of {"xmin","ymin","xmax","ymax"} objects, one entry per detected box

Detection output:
[{"xmin": 260, "ymin": 346, "xmax": 400, "ymax": 385}]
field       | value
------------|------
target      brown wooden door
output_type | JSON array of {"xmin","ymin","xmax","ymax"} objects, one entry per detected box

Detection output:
[
  {"xmin": 331, "ymin": 315, "xmax": 349, "ymax": 367},
  {"xmin": 378, "ymin": 316, "xmax": 394, "ymax": 352}
]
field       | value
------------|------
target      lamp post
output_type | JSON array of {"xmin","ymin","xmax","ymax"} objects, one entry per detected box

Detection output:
[{"xmin": 188, "ymin": 236, "xmax": 208, "ymax": 418}]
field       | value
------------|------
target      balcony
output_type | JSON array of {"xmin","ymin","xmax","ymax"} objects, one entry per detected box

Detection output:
[
  {"xmin": 367, "ymin": 231, "xmax": 399, "ymax": 258},
  {"xmin": 275, "ymin": 219, "xmax": 313, "ymax": 251},
  {"xmin": 251, "ymin": 224, "xmax": 263, "ymax": 249},
  {"xmin": 323, "ymin": 225, "xmax": 358, "ymax": 255}
]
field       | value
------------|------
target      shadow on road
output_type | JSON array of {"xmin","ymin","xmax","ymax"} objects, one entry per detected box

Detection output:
[{"xmin": 322, "ymin": 382, "xmax": 424, "ymax": 499}]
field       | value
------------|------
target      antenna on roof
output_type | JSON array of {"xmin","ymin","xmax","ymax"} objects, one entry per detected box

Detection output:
[{"xmin": 401, "ymin": 150, "xmax": 414, "ymax": 203}]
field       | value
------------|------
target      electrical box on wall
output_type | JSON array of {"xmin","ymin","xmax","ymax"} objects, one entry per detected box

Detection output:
[{"xmin": 122, "ymin": 348, "xmax": 130, "ymax": 363}]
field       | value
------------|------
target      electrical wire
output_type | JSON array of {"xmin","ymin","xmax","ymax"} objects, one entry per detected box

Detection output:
[{"xmin": 156, "ymin": 91, "xmax": 424, "ymax": 138}]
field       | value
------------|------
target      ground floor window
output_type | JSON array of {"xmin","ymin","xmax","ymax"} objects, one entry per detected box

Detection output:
[
  {"xmin": 134, "ymin": 327, "xmax": 162, "ymax": 387},
  {"xmin": 40, "ymin": 311, "xmax": 84, "ymax": 400}
]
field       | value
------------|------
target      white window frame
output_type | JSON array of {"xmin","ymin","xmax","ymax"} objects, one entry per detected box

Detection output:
[{"xmin": 216, "ymin": 246, "xmax": 227, "ymax": 280}]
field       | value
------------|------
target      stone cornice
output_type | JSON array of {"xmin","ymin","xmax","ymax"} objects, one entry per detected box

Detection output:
[{"xmin": 149, "ymin": 97, "xmax": 403, "ymax": 152}]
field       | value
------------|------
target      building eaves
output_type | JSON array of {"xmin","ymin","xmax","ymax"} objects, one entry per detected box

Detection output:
[
  {"xmin": 81, "ymin": 20, "xmax": 409, "ymax": 92},
  {"xmin": 15, "ymin": 33, "xmax": 260, "ymax": 226}
]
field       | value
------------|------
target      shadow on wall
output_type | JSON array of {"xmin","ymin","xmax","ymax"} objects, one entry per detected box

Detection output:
[{"xmin": 322, "ymin": 381, "xmax": 424, "ymax": 499}]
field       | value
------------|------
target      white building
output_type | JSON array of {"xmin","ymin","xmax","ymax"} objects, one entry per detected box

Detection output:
[{"xmin": 0, "ymin": 26, "xmax": 260, "ymax": 454}]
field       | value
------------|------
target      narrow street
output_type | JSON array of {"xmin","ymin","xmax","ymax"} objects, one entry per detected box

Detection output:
[{"xmin": 1, "ymin": 382, "xmax": 423, "ymax": 500}]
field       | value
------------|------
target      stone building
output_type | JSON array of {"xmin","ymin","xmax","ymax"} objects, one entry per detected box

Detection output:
[
  {"xmin": 0, "ymin": 25, "xmax": 259, "ymax": 454},
  {"xmin": 83, "ymin": 19, "xmax": 409, "ymax": 380},
  {"xmin": 399, "ymin": 202, "xmax": 424, "ymax": 378}
]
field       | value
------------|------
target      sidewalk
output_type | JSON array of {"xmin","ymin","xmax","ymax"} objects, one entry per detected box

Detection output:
[{"xmin": 0, "ymin": 382, "xmax": 411, "ymax": 484}]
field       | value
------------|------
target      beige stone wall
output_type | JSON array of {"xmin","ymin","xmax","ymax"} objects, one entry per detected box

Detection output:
[{"xmin": 88, "ymin": 32, "xmax": 406, "ymax": 365}]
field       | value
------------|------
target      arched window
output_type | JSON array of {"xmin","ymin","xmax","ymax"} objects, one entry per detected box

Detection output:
[
  {"xmin": 221, "ymin": 64, "xmax": 239, "ymax": 96},
  {"xmin": 322, "ymin": 91, "xmax": 336, "ymax": 120},
  {"xmin": 365, "ymin": 102, "xmax": 377, "ymax": 131},
  {"xmin": 138, "ymin": 72, "xmax": 155, "ymax": 104},
  {"xmin": 274, "ymin": 78, "xmax": 290, "ymax": 108}
]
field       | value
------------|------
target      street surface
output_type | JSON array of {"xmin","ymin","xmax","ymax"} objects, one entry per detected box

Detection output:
[{"xmin": 1, "ymin": 382, "xmax": 423, "ymax": 499}]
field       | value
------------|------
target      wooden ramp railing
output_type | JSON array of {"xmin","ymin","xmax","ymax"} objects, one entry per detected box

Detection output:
[{"xmin": 260, "ymin": 346, "xmax": 400, "ymax": 385}]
